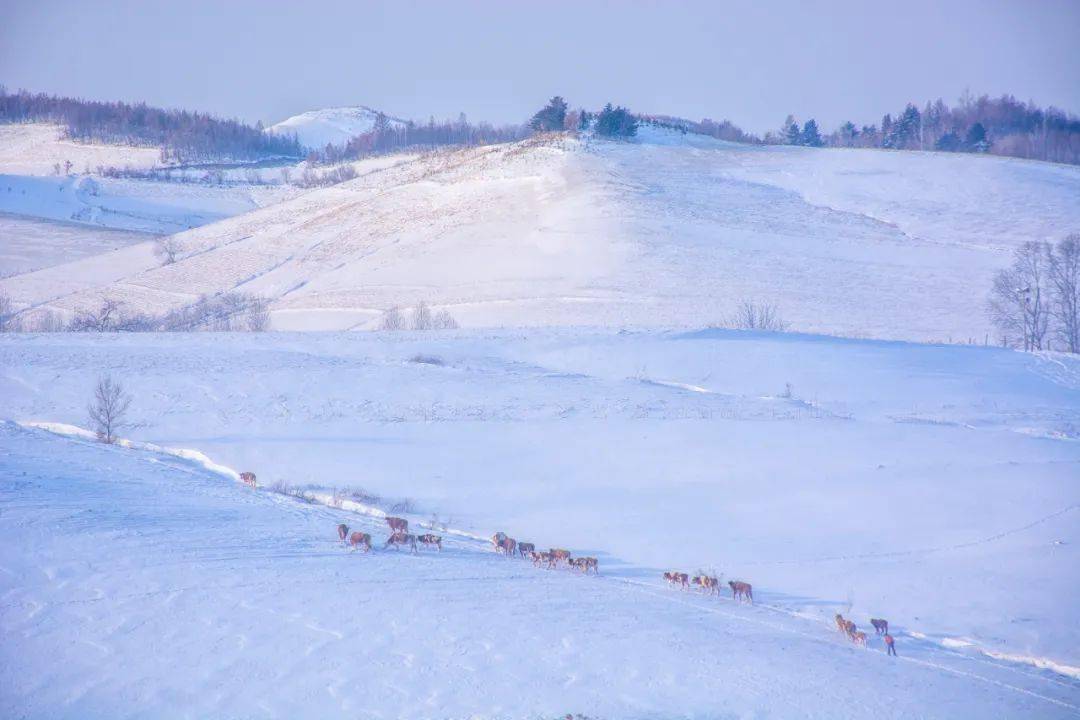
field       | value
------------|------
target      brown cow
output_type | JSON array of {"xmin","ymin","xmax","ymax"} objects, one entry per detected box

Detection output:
[
  {"xmin": 578, "ymin": 557, "xmax": 598, "ymax": 574},
  {"xmin": 531, "ymin": 551, "xmax": 555, "ymax": 568},
  {"xmin": 693, "ymin": 575, "xmax": 719, "ymax": 595},
  {"xmin": 240, "ymin": 471, "xmax": 257, "ymax": 488},
  {"xmin": 386, "ymin": 516, "xmax": 409, "ymax": 534},
  {"xmin": 385, "ymin": 532, "xmax": 418, "ymax": 553},
  {"xmin": 870, "ymin": 618, "xmax": 889, "ymax": 635},
  {"xmin": 851, "ymin": 631, "xmax": 868, "ymax": 647},
  {"xmin": 492, "ymin": 532, "xmax": 508, "ymax": 551},
  {"xmin": 497, "ymin": 537, "xmax": 517, "ymax": 556},
  {"xmin": 729, "ymin": 580, "xmax": 753, "ymax": 603},
  {"xmin": 348, "ymin": 531, "xmax": 371, "ymax": 552},
  {"xmin": 549, "ymin": 548, "xmax": 571, "ymax": 566},
  {"xmin": 844, "ymin": 620, "xmax": 857, "ymax": 638},
  {"xmin": 418, "ymin": 533, "xmax": 442, "ymax": 551},
  {"xmin": 517, "ymin": 542, "xmax": 535, "ymax": 558},
  {"xmin": 664, "ymin": 571, "xmax": 689, "ymax": 588},
  {"xmin": 337, "ymin": 523, "xmax": 349, "ymax": 543},
  {"xmin": 835, "ymin": 614, "xmax": 848, "ymax": 634}
]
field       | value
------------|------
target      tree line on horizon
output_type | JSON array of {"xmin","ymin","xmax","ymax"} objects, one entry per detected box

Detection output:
[
  {"xmin": 0, "ymin": 87, "xmax": 303, "ymax": 163},
  {"xmin": 776, "ymin": 93, "xmax": 1080, "ymax": 165},
  {"xmin": 2, "ymin": 86, "xmax": 1077, "ymax": 167}
]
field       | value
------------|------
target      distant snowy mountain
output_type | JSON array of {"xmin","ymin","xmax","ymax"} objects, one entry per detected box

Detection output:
[{"xmin": 265, "ymin": 106, "xmax": 405, "ymax": 149}]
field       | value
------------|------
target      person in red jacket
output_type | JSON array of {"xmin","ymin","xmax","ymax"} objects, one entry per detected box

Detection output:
[{"xmin": 884, "ymin": 633, "xmax": 897, "ymax": 656}]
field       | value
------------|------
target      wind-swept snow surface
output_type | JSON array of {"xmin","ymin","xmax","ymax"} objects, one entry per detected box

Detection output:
[
  {"xmin": 6, "ymin": 131, "xmax": 1078, "ymax": 340},
  {"xmin": 3, "ymin": 419, "xmax": 1079, "ymax": 718}
]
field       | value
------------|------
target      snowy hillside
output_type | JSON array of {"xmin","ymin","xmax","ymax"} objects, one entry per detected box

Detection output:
[
  {"xmin": 6, "ymin": 129, "xmax": 1079, "ymax": 340},
  {"xmin": 0, "ymin": 123, "xmax": 160, "ymax": 176},
  {"xmin": 2, "ymin": 329, "xmax": 1079, "ymax": 700},
  {"xmin": 266, "ymin": 105, "xmax": 406, "ymax": 149}
]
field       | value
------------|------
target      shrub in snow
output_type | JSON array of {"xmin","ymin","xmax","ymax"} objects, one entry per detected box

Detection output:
[
  {"xmin": 380, "ymin": 306, "xmax": 404, "ymax": 331},
  {"xmin": 409, "ymin": 354, "xmax": 445, "ymax": 366},
  {"xmin": 412, "ymin": 300, "xmax": 433, "ymax": 330},
  {"xmin": 722, "ymin": 300, "xmax": 790, "ymax": 332},
  {"xmin": 154, "ymin": 237, "xmax": 182, "ymax": 265},
  {"xmin": 432, "ymin": 310, "xmax": 459, "ymax": 330},
  {"xmin": 0, "ymin": 293, "xmax": 14, "ymax": 332}
]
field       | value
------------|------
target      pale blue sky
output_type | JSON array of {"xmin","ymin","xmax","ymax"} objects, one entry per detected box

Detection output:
[{"xmin": 2, "ymin": 0, "xmax": 1078, "ymax": 133}]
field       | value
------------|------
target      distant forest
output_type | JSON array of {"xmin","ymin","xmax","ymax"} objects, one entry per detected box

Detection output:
[
  {"xmin": 0, "ymin": 87, "xmax": 303, "ymax": 162},
  {"xmin": 775, "ymin": 93, "xmax": 1080, "ymax": 165}
]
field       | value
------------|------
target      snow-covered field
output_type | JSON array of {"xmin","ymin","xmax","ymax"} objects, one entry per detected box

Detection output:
[
  {"xmin": 0, "ymin": 171, "xmax": 296, "ymax": 235},
  {"xmin": 6, "ymin": 128, "xmax": 1077, "ymax": 340},
  {"xmin": 2, "ymin": 328, "xmax": 1078, "ymax": 719},
  {"xmin": 0, "ymin": 212, "xmax": 152, "ymax": 278}
]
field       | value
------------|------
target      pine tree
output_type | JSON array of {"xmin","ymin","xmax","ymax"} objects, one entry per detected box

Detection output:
[
  {"xmin": 529, "ymin": 96, "xmax": 568, "ymax": 132},
  {"xmin": 965, "ymin": 122, "xmax": 988, "ymax": 152},
  {"xmin": 783, "ymin": 115, "xmax": 801, "ymax": 145},
  {"xmin": 594, "ymin": 104, "xmax": 638, "ymax": 138},
  {"xmin": 801, "ymin": 119, "xmax": 823, "ymax": 147},
  {"xmin": 935, "ymin": 131, "xmax": 962, "ymax": 152}
]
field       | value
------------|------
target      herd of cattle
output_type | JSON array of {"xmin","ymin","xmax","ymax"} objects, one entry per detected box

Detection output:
[
  {"xmin": 243, "ymin": 471, "xmax": 898, "ymax": 656},
  {"xmin": 333, "ymin": 518, "xmax": 600, "ymax": 574},
  {"xmin": 836, "ymin": 613, "xmax": 897, "ymax": 655}
]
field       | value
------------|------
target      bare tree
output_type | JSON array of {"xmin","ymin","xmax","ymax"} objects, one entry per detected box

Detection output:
[
  {"xmin": 432, "ymin": 309, "xmax": 459, "ymax": 329},
  {"xmin": 989, "ymin": 241, "xmax": 1052, "ymax": 350},
  {"xmin": 380, "ymin": 306, "xmax": 404, "ymax": 330},
  {"xmin": 1049, "ymin": 234, "xmax": 1080, "ymax": 353},
  {"xmin": 729, "ymin": 300, "xmax": 789, "ymax": 331},
  {"xmin": 88, "ymin": 375, "xmax": 132, "ymax": 444},
  {"xmin": 154, "ymin": 236, "xmax": 182, "ymax": 265},
  {"xmin": 70, "ymin": 298, "xmax": 124, "ymax": 332},
  {"xmin": 412, "ymin": 300, "xmax": 433, "ymax": 330},
  {"xmin": 245, "ymin": 295, "xmax": 271, "ymax": 331}
]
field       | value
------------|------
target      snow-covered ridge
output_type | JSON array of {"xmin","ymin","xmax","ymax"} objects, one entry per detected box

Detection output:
[{"xmin": 265, "ymin": 105, "xmax": 406, "ymax": 149}]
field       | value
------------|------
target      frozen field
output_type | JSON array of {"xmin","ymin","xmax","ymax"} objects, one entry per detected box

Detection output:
[
  {"xmin": 5, "ymin": 128, "xmax": 1076, "ymax": 340},
  {"xmin": 2, "ymin": 328, "xmax": 1078, "ymax": 705},
  {"xmin": 0, "ymin": 212, "xmax": 154, "ymax": 278}
]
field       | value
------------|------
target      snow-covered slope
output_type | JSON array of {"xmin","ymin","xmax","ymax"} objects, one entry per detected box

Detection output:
[
  {"xmin": 4, "ymin": 130, "xmax": 1080, "ymax": 340},
  {"xmin": 266, "ymin": 105, "xmax": 406, "ymax": 149},
  {"xmin": 0, "ymin": 172, "xmax": 294, "ymax": 235},
  {"xmin": 0, "ymin": 123, "xmax": 161, "ymax": 176},
  {"xmin": 2, "ymin": 329, "xmax": 1079, "ymax": 696},
  {"xmin": 6, "ymin": 420, "xmax": 1078, "ymax": 718}
]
